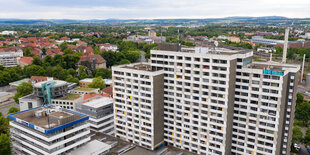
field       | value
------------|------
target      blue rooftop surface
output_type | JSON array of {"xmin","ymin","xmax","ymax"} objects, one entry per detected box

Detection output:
[{"xmin": 8, "ymin": 105, "xmax": 89, "ymax": 134}]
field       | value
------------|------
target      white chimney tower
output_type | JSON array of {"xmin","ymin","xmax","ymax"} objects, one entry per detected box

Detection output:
[{"xmin": 282, "ymin": 28, "xmax": 289, "ymax": 63}]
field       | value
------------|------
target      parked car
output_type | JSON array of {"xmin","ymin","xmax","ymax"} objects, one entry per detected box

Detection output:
[
  {"xmin": 307, "ymin": 147, "xmax": 310, "ymax": 153},
  {"xmin": 294, "ymin": 143, "xmax": 301, "ymax": 151}
]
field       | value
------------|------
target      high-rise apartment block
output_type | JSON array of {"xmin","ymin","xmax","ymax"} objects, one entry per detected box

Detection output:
[
  {"xmin": 9, "ymin": 105, "xmax": 90, "ymax": 155},
  {"xmin": 112, "ymin": 46, "xmax": 300, "ymax": 155},
  {"xmin": 112, "ymin": 63, "xmax": 165, "ymax": 150}
]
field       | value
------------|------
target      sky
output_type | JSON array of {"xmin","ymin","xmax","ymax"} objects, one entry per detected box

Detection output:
[{"xmin": 0, "ymin": 0, "xmax": 309, "ymax": 19}]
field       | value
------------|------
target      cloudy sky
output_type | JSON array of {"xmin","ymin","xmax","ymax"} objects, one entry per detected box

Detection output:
[{"xmin": 0, "ymin": 0, "xmax": 309, "ymax": 19}]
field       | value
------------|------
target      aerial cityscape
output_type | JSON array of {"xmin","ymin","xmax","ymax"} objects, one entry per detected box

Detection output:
[{"xmin": 0, "ymin": 0, "xmax": 310, "ymax": 155}]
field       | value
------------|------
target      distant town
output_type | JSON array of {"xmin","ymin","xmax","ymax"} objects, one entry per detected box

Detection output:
[{"xmin": 0, "ymin": 20, "xmax": 309, "ymax": 155}]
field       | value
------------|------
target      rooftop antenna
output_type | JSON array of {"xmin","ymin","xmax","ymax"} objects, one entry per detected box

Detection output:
[
  {"xmin": 282, "ymin": 27, "xmax": 289, "ymax": 63},
  {"xmin": 301, "ymin": 54, "xmax": 306, "ymax": 83}
]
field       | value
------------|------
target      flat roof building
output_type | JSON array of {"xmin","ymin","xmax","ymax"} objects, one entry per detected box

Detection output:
[
  {"xmin": 112, "ymin": 63, "xmax": 165, "ymax": 150},
  {"xmin": 112, "ymin": 45, "xmax": 300, "ymax": 155},
  {"xmin": 76, "ymin": 96, "xmax": 114, "ymax": 135},
  {"xmin": 9, "ymin": 105, "xmax": 90, "ymax": 155}
]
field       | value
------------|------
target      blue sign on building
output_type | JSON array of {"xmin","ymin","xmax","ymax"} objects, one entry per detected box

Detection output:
[{"xmin": 263, "ymin": 70, "xmax": 284, "ymax": 76}]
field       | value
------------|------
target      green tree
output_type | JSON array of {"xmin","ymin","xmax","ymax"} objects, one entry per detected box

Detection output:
[
  {"xmin": 32, "ymin": 57, "xmax": 42, "ymax": 66},
  {"xmin": 292, "ymin": 126, "xmax": 303, "ymax": 144},
  {"xmin": 59, "ymin": 42, "xmax": 68, "ymax": 51},
  {"xmin": 100, "ymin": 51, "xmax": 118, "ymax": 68},
  {"xmin": 23, "ymin": 47, "xmax": 34, "ymax": 57},
  {"xmin": 65, "ymin": 75, "xmax": 79, "ymax": 84},
  {"xmin": 78, "ymin": 65, "xmax": 92, "ymax": 79},
  {"xmin": 0, "ymin": 115, "xmax": 9, "ymax": 134},
  {"xmin": 88, "ymin": 77, "xmax": 106, "ymax": 90},
  {"xmin": 0, "ymin": 134, "xmax": 11, "ymax": 155},
  {"xmin": 304, "ymin": 128, "xmax": 310, "ymax": 146},
  {"xmin": 63, "ymin": 48, "xmax": 74, "ymax": 55},
  {"xmin": 7, "ymin": 106, "xmax": 19, "ymax": 115},
  {"xmin": 13, "ymin": 82, "xmax": 33, "ymax": 103},
  {"xmin": 52, "ymin": 54, "xmax": 65, "ymax": 67},
  {"xmin": 23, "ymin": 65, "xmax": 46, "ymax": 77},
  {"xmin": 63, "ymin": 55, "xmax": 80, "ymax": 69},
  {"xmin": 67, "ymin": 68, "xmax": 77, "ymax": 77},
  {"xmin": 296, "ymin": 93, "xmax": 304, "ymax": 105},
  {"xmin": 118, "ymin": 59, "xmax": 131, "ymax": 65},
  {"xmin": 124, "ymin": 50, "xmax": 141, "ymax": 63},
  {"xmin": 94, "ymin": 68, "xmax": 112, "ymax": 79},
  {"xmin": 295, "ymin": 102, "xmax": 310, "ymax": 126}
]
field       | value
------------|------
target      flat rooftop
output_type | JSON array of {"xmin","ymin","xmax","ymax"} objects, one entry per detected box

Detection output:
[
  {"xmin": 57, "ymin": 94, "xmax": 81, "ymax": 101},
  {"xmin": 90, "ymin": 131, "xmax": 197, "ymax": 155},
  {"xmin": 9, "ymin": 78, "xmax": 30, "ymax": 87},
  {"xmin": 34, "ymin": 80, "xmax": 67, "ymax": 88},
  {"xmin": 122, "ymin": 63, "xmax": 157, "ymax": 72},
  {"xmin": 246, "ymin": 61, "xmax": 300, "ymax": 72},
  {"xmin": 69, "ymin": 140, "xmax": 111, "ymax": 155},
  {"xmin": 73, "ymin": 87, "xmax": 97, "ymax": 92},
  {"xmin": 82, "ymin": 97, "xmax": 113, "ymax": 108},
  {"xmin": 79, "ymin": 78, "xmax": 93, "ymax": 83},
  {"xmin": 155, "ymin": 44, "xmax": 252, "ymax": 56},
  {"xmin": 9, "ymin": 105, "xmax": 88, "ymax": 134}
]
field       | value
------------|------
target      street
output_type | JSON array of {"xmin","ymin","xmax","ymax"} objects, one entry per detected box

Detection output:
[{"xmin": 0, "ymin": 101, "xmax": 18, "ymax": 117}]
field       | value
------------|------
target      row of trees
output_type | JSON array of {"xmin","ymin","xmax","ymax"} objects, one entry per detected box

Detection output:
[
  {"xmin": 0, "ymin": 106, "xmax": 20, "ymax": 155},
  {"xmin": 292, "ymin": 93, "xmax": 310, "ymax": 153}
]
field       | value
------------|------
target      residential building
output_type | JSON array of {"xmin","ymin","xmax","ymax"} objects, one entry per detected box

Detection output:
[
  {"xmin": 0, "ymin": 47, "xmax": 23, "ymax": 67},
  {"xmin": 9, "ymin": 105, "xmax": 90, "ymax": 155},
  {"xmin": 231, "ymin": 61, "xmax": 299, "ymax": 155},
  {"xmin": 17, "ymin": 56, "xmax": 33, "ymax": 68},
  {"xmin": 51, "ymin": 94, "xmax": 83, "ymax": 111},
  {"xmin": 99, "ymin": 43, "xmax": 118, "ymax": 52},
  {"xmin": 112, "ymin": 63, "xmax": 165, "ymax": 150},
  {"xmin": 79, "ymin": 78, "xmax": 94, "ymax": 88},
  {"xmin": 76, "ymin": 96, "xmax": 114, "ymax": 135},
  {"xmin": 150, "ymin": 46, "xmax": 299, "ymax": 155},
  {"xmin": 112, "ymin": 45, "xmax": 300, "ymax": 155},
  {"xmin": 150, "ymin": 47, "xmax": 251, "ymax": 154}
]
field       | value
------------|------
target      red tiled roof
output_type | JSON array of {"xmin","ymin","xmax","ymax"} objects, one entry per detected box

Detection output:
[
  {"xmin": 76, "ymin": 40, "xmax": 87, "ymax": 46},
  {"xmin": 47, "ymin": 48, "xmax": 64, "ymax": 57},
  {"xmin": 30, "ymin": 48, "xmax": 41, "ymax": 57},
  {"xmin": 101, "ymin": 86, "xmax": 113, "ymax": 97},
  {"xmin": 29, "ymin": 76, "xmax": 56, "ymax": 83},
  {"xmin": 77, "ymin": 54, "xmax": 106, "ymax": 65},
  {"xmin": 85, "ymin": 46, "xmax": 94, "ymax": 55},
  {"xmin": 19, "ymin": 57, "xmax": 33, "ymax": 64}
]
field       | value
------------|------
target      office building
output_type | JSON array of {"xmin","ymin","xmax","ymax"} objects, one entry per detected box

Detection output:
[
  {"xmin": 76, "ymin": 96, "xmax": 114, "ymax": 135},
  {"xmin": 112, "ymin": 63, "xmax": 165, "ymax": 150},
  {"xmin": 9, "ymin": 105, "xmax": 90, "ymax": 155}
]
